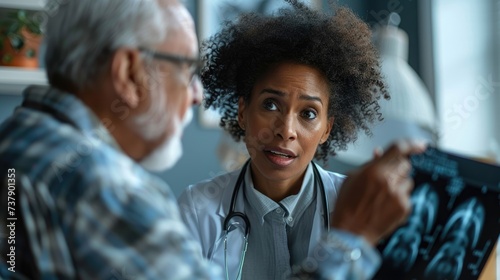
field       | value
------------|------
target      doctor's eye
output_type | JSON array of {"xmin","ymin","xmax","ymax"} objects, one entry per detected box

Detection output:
[
  {"xmin": 262, "ymin": 99, "xmax": 278, "ymax": 111},
  {"xmin": 301, "ymin": 109, "xmax": 318, "ymax": 120}
]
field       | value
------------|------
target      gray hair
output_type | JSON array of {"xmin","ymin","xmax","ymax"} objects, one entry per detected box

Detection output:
[{"xmin": 43, "ymin": 0, "xmax": 168, "ymax": 91}]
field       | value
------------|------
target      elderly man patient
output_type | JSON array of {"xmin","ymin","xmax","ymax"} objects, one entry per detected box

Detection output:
[{"xmin": 0, "ymin": 0, "xmax": 424, "ymax": 279}]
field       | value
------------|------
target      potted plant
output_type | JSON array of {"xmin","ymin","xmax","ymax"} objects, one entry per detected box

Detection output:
[{"xmin": 0, "ymin": 10, "xmax": 43, "ymax": 68}]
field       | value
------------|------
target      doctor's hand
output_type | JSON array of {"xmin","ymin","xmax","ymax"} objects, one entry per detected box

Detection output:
[{"xmin": 330, "ymin": 140, "xmax": 427, "ymax": 246}]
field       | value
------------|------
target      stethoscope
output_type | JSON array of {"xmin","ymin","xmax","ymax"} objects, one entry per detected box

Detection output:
[{"xmin": 222, "ymin": 159, "xmax": 329, "ymax": 280}]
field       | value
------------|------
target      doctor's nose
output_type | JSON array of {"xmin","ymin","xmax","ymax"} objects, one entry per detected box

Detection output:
[{"xmin": 274, "ymin": 114, "xmax": 297, "ymax": 141}]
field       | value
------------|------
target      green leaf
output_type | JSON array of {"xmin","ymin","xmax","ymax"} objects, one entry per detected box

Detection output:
[
  {"xmin": 2, "ymin": 54, "xmax": 13, "ymax": 63},
  {"xmin": 26, "ymin": 49, "xmax": 36, "ymax": 58},
  {"xmin": 0, "ymin": 10, "xmax": 42, "ymax": 49},
  {"xmin": 27, "ymin": 22, "xmax": 42, "ymax": 35},
  {"xmin": 8, "ymin": 35, "xmax": 23, "ymax": 50},
  {"xmin": 17, "ymin": 11, "xmax": 27, "ymax": 23},
  {"xmin": 7, "ymin": 22, "xmax": 20, "ymax": 35}
]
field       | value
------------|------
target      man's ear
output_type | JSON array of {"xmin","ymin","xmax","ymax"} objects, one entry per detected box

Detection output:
[
  {"xmin": 320, "ymin": 116, "xmax": 334, "ymax": 144},
  {"xmin": 238, "ymin": 97, "xmax": 246, "ymax": 130},
  {"xmin": 110, "ymin": 48, "xmax": 143, "ymax": 109}
]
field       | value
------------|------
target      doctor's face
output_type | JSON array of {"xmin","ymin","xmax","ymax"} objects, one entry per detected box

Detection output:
[{"xmin": 238, "ymin": 62, "xmax": 333, "ymax": 187}]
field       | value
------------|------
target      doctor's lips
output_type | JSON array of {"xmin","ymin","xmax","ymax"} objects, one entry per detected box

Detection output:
[{"xmin": 263, "ymin": 147, "xmax": 297, "ymax": 158}]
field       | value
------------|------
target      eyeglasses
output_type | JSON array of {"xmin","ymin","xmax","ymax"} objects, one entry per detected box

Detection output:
[{"xmin": 139, "ymin": 47, "xmax": 202, "ymax": 86}]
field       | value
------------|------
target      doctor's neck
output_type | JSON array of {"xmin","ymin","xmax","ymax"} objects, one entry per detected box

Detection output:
[{"xmin": 249, "ymin": 165, "xmax": 307, "ymax": 202}]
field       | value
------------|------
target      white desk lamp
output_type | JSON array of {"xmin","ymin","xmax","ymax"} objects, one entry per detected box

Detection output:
[{"xmin": 335, "ymin": 13, "xmax": 437, "ymax": 166}]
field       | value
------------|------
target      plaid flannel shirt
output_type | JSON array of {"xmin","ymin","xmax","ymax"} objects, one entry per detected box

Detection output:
[{"xmin": 0, "ymin": 86, "xmax": 219, "ymax": 279}]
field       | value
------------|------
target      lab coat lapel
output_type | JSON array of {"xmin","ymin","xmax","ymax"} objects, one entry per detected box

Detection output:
[{"xmin": 213, "ymin": 166, "xmax": 247, "ymax": 279}]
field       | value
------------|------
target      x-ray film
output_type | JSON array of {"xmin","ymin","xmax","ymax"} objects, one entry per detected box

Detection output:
[{"xmin": 374, "ymin": 147, "xmax": 500, "ymax": 280}]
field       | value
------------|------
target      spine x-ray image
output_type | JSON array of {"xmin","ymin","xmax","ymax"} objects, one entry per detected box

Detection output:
[
  {"xmin": 424, "ymin": 197, "xmax": 485, "ymax": 280},
  {"xmin": 382, "ymin": 184, "xmax": 439, "ymax": 272},
  {"xmin": 374, "ymin": 147, "xmax": 500, "ymax": 280}
]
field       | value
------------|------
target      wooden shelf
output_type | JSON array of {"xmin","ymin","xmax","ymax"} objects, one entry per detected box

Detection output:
[
  {"xmin": 0, "ymin": 67, "xmax": 47, "ymax": 95},
  {"xmin": 0, "ymin": 0, "xmax": 46, "ymax": 10}
]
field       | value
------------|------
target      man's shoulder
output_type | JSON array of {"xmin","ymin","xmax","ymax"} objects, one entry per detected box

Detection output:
[{"xmin": 0, "ymin": 109, "xmax": 168, "ymax": 199}]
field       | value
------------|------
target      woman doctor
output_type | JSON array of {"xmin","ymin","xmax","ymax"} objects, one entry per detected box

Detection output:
[{"xmin": 178, "ymin": 1, "xmax": 425, "ymax": 279}]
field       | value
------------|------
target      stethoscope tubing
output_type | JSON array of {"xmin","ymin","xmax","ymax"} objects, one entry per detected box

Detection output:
[{"xmin": 224, "ymin": 159, "xmax": 329, "ymax": 239}]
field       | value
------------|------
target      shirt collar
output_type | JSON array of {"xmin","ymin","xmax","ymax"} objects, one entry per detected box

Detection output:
[
  {"xmin": 21, "ymin": 85, "xmax": 122, "ymax": 152},
  {"xmin": 243, "ymin": 163, "xmax": 315, "ymax": 226}
]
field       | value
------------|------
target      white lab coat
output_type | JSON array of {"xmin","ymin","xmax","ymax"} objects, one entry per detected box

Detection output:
[{"xmin": 177, "ymin": 164, "xmax": 345, "ymax": 279}]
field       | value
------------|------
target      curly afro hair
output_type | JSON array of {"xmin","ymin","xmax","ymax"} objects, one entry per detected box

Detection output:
[{"xmin": 201, "ymin": 0, "xmax": 389, "ymax": 162}]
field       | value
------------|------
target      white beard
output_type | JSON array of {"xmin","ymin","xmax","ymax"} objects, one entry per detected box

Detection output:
[{"xmin": 139, "ymin": 108, "xmax": 193, "ymax": 172}]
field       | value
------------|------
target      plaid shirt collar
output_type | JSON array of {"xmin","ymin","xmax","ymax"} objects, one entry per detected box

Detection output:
[{"xmin": 21, "ymin": 85, "xmax": 121, "ymax": 152}]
